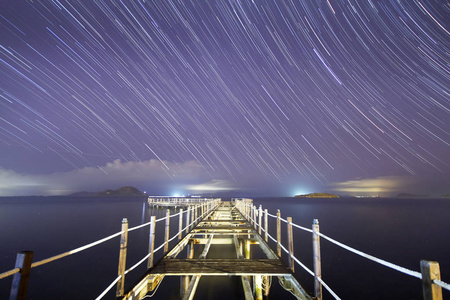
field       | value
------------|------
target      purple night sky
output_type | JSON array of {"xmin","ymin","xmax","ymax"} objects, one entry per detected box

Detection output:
[{"xmin": 0, "ymin": 1, "xmax": 448, "ymax": 197}]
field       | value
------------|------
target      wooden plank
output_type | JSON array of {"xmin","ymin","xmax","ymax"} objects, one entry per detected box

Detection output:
[
  {"xmin": 199, "ymin": 235, "xmax": 214, "ymax": 259},
  {"xmin": 278, "ymin": 275, "xmax": 313, "ymax": 300},
  {"xmin": 199, "ymin": 219, "xmax": 246, "ymax": 223},
  {"xmin": 182, "ymin": 275, "xmax": 200, "ymax": 300},
  {"xmin": 121, "ymin": 274, "xmax": 164, "ymax": 300},
  {"xmin": 191, "ymin": 238, "xmax": 234, "ymax": 245},
  {"xmin": 149, "ymin": 259, "xmax": 291, "ymax": 276},
  {"xmin": 190, "ymin": 232, "xmax": 254, "ymax": 236},
  {"xmin": 192, "ymin": 225, "xmax": 253, "ymax": 231},
  {"xmin": 241, "ymin": 276, "xmax": 253, "ymax": 300}
]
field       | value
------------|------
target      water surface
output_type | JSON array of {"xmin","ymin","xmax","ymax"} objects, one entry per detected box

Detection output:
[{"xmin": 0, "ymin": 196, "xmax": 448, "ymax": 299}]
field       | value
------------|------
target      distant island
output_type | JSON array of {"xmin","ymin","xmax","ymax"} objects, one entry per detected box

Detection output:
[
  {"xmin": 294, "ymin": 193, "xmax": 339, "ymax": 198},
  {"xmin": 395, "ymin": 193, "xmax": 429, "ymax": 198},
  {"xmin": 70, "ymin": 186, "xmax": 146, "ymax": 197}
]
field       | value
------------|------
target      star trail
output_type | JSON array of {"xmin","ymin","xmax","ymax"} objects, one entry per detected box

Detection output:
[{"xmin": 0, "ymin": 0, "xmax": 448, "ymax": 196}]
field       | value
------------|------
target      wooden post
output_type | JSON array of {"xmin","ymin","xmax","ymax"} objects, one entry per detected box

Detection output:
[
  {"xmin": 178, "ymin": 208, "xmax": 183, "ymax": 240},
  {"xmin": 312, "ymin": 219, "xmax": 322, "ymax": 300},
  {"xmin": 164, "ymin": 209, "xmax": 170, "ymax": 253},
  {"xmin": 421, "ymin": 260, "xmax": 442, "ymax": 300},
  {"xmin": 116, "ymin": 218, "xmax": 128, "ymax": 297},
  {"xmin": 188, "ymin": 240, "xmax": 195, "ymax": 259},
  {"xmin": 244, "ymin": 239, "xmax": 251, "ymax": 259},
  {"xmin": 277, "ymin": 210, "xmax": 281, "ymax": 257},
  {"xmin": 258, "ymin": 205, "xmax": 262, "ymax": 235},
  {"xmin": 194, "ymin": 205, "xmax": 198, "ymax": 224},
  {"xmin": 192, "ymin": 206, "xmax": 195, "ymax": 228},
  {"xmin": 264, "ymin": 209, "xmax": 268, "ymax": 242},
  {"xmin": 9, "ymin": 251, "xmax": 33, "ymax": 300},
  {"xmin": 287, "ymin": 217, "xmax": 294, "ymax": 272},
  {"xmin": 253, "ymin": 205, "xmax": 257, "ymax": 229},
  {"xmin": 255, "ymin": 275, "xmax": 263, "ymax": 300},
  {"xmin": 147, "ymin": 216, "xmax": 156, "ymax": 268},
  {"xmin": 239, "ymin": 239, "xmax": 244, "ymax": 258},
  {"xmin": 262, "ymin": 275, "xmax": 270, "ymax": 296},
  {"xmin": 186, "ymin": 206, "xmax": 190, "ymax": 233},
  {"xmin": 182, "ymin": 240, "xmax": 195, "ymax": 295}
]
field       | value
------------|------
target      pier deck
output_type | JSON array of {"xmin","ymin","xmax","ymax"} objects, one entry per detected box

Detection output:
[{"xmin": 121, "ymin": 201, "xmax": 312, "ymax": 300}]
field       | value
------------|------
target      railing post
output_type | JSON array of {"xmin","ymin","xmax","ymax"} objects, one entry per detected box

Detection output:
[
  {"xmin": 252, "ymin": 205, "xmax": 256, "ymax": 228},
  {"xmin": 164, "ymin": 209, "xmax": 170, "ymax": 253},
  {"xmin": 277, "ymin": 210, "xmax": 281, "ymax": 257},
  {"xmin": 264, "ymin": 209, "xmax": 268, "ymax": 242},
  {"xmin": 421, "ymin": 260, "xmax": 443, "ymax": 300},
  {"xmin": 186, "ymin": 206, "xmax": 190, "ymax": 233},
  {"xmin": 287, "ymin": 217, "xmax": 294, "ymax": 272},
  {"xmin": 258, "ymin": 205, "xmax": 262, "ymax": 235},
  {"xmin": 194, "ymin": 204, "xmax": 198, "ymax": 224},
  {"xmin": 9, "ymin": 251, "xmax": 33, "ymax": 300},
  {"xmin": 190, "ymin": 206, "xmax": 195, "ymax": 229},
  {"xmin": 148, "ymin": 216, "xmax": 156, "ymax": 268},
  {"xmin": 116, "ymin": 218, "xmax": 128, "ymax": 297},
  {"xmin": 312, "ymin": 219, "xmax": 322, "ymax": 300},
  {"xmin": 178, "ymin": 208, "xmax": 183, "ymax": 240}
]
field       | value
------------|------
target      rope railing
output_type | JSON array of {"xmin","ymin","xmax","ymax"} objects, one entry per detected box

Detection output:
[
  {"xmin": 235, "ymin": 201, "xmax": 348, "ymax": 299},
  {"xmin": 0, "ymin": 230, "xmax": 125, "ymax": 280},
  {"xmin": 95, "ymin": 275, "xmax": 122, "ymax": 300},
  {"xmin": 0, "ymin": 268, "xmax": 20, "ymax": 280},
  {"xmin": 317, "ymin": 276, "xmax": 341, "ymax": 300},
  {"xmin": 316, "ymin": 231, "xmax": 422, "ymax": 279},
  {"xmin": 435, "ymin": 279, "xmax": 450, "ymax": 290},
  {"xmin": 125, "ymin": 242, "xmax": 165, "ymax": 275},
  {"xmin": 96, "ymin": 199, "xmax": 220, "ymax": 299},
  {"xmin": 1, "ymin": 198, "xmax": 220, "ymax": 300},
  {"xmin": 234, "ymin": 199, "xmax": 450, "ymax": 300}
]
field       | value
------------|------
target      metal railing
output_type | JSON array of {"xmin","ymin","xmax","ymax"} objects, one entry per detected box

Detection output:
[
  {"xmin": 234, "ymin": 198, "xmax": 449, "ymax": 300},
  {"xmin": 1, "ymin": 198, "xmax": 221, "ymax": 300}
]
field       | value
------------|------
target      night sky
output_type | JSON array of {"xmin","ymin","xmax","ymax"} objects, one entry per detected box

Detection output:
[{"xmin": 0, "ymin": 1, "xmax": 448, "ymax": 197}]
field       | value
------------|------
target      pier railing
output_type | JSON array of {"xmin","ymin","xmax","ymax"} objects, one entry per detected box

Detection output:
[
  {"xmin": 1, "ymin": 198, "xmax": 221, "ymax": 300},
  {"xmin": 148, "ymin": 196, "xmax": 217, "ymax": 207},
  {"xmin": 234, "ymin": 198, "xmax": 449, "ymax": 300}
]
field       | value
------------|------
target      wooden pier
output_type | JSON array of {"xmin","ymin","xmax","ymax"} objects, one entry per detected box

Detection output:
[
  {"xmin": 148, "ymin": 197, "xmax": 221, "ymax": 208},
  {"xmin": 120, "ymin": 200, "xmax": 311, "ymax": 300}
]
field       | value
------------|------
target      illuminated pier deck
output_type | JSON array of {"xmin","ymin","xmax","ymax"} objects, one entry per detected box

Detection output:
[{"xmin": 120, "ymin": 200, "xmax": 311, "ymax": 300}]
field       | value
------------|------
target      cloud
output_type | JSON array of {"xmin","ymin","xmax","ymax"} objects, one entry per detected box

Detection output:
[
  {"xmin": 184, "ymin": 179, "xmax": 235, "ymax": 192},
  {"xmin": 0, "ymin": 159, "xmax": 212, "ymax": 196},
  {"xmin": 329, "ymin": 176, "xmax": 417, "ymax": 195}
]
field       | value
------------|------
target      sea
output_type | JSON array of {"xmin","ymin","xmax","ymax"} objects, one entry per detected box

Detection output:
[{"xmin": 0, "ymin": 196, "xmax": 448, "ymax": 300}]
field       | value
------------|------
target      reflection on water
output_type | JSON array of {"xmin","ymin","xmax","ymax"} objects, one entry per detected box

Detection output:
[{"xmin": 0, "ymin": 196, "xmax": 448, "ymax": 299}]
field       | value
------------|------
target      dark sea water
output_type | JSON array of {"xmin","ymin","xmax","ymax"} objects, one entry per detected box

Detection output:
[{"xmin": 0, "ymin": 196, "xmax": 448, "ymax": 300}]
